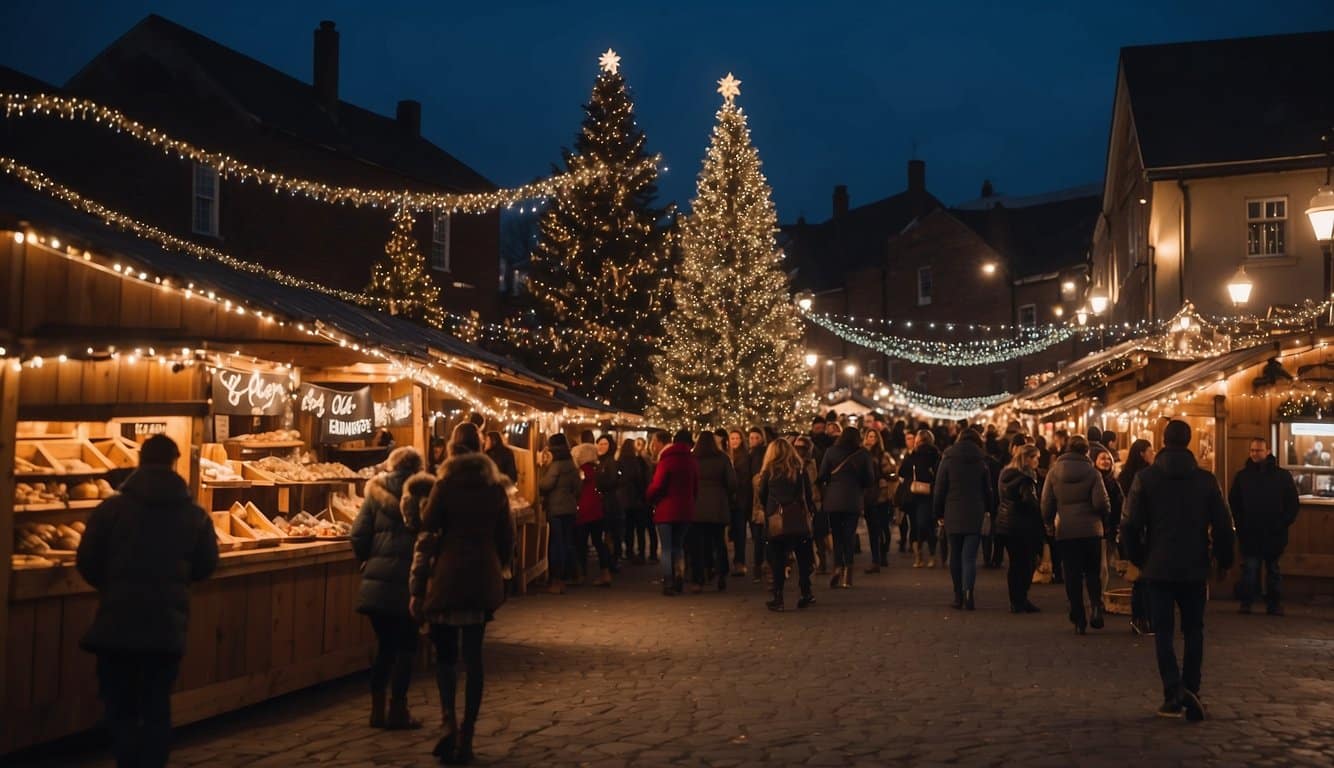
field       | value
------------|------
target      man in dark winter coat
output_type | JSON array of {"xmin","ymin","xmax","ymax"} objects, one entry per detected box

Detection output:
[
  {"xmin": 76, "ymin": 435, "xmax": 218, "ymax": 768},
  {"xmin": 932, "ymin": 429, "xmax": 996, "ymax": 609},
  {"xmin": 1123, "ymin": 420, "xmax": 1235, "ymax": 722},
  {"xmin": 1229, "ymin": 437, "xmax": 1299, "ymax": 615}
]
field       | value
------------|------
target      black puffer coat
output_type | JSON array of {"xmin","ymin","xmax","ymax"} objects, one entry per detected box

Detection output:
[
  {"xmin": 694, "ymin": 451, "xmax": 738, "ymax": 525},
  {"xmin": 539, "ymin": 444, "xmax": 580, "ymax": 518},
  {"xmin": 1229, "ymin": 456, "xmax": 1299, "ymax": 558},
  {"xmin": 616, "ymin": 453, "xmax": 649, "ymax": 511},
  {"xmin": 76, "ymin": 467, "xmax": 219, "ymax": 654},
  {"xmin": 996, "ymin": 466, "xmax": 1042, "ymax": 541},
  {"xmin": 819, "ymin": 444, "xmax": 875, "ymax": 514},
  {"xmin": 352, "ymin": 470, "xmax": 423, "ymax": 617},
  {"xmin": 932, "ymin": 439, "xmax": 995, "ymax": 535},
  {"xmin": 1123, "ymin": 447, "xmax": 1236, "ymax": 582}
]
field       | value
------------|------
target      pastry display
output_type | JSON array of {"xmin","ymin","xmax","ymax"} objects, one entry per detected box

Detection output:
[
  {"xmin": 14, "ymin": 481, "xmax": 67, "ymax": 506},
  {"xmin": 200, "ymin": 456, "xmax": 244, "ymax": 482},
  {"xmin": 15, "ymin": 455, "xmax": 45, "ymax": 475},
  {"xmin": 273, "ymin": 511, "xmax": 350, "ymax": 538},
  {"xmin": 303, "ymin": 461, "xmax": 359, "ymax": 479},
  {"xmin": 16, "ymin": 521, "xmax": 83, "ymax": 554},
  {"xmin": 247, "ymin": 456, "xmax": 357, "ymax": 483},
  {"xmin": 229, "ymin": 429, "xmax": 301, "ymax": 443}
]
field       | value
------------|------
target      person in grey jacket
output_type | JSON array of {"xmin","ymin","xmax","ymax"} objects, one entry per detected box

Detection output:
[
  {"xmin": 819, "ymin": 426, "xmax": 876, "ymax": 589},
  {"xmin": 689, "ymin": 431, "xmax": 736, "ymax": 591},
  {"xmin": 1041, "ymin": 434, "xmax": 1111, "ymax": 634},
  {"xmin": 933, "ymin": 429, "xmax": 995, "ymax": 610},
  {"xmin": 539, "ymin": 433, "xmax": 581, "ymax": 594}
]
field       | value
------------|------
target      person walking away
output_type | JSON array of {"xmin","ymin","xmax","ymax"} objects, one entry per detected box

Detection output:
[
  {"xmin": 1122, "ymin": 419, "xmax": 1234, "ymax": 721},
  {"xmin": 484, "ymin": 431, "xmax": 519, "ymax": 485},
  {"xmin": 1041, "ymin": 434, "xmax": 1111, "ymax": 634},
  {"xmin": 997, "ymin": 445, "xmax": 1044, "ymax": 613},
  {"xmin": 810, "ymin": 415, "xmax": 833, "ymax": 465},
  {"xmin": 410, "ymin": 423, "xmax": 514, "ymax": 762},
  {"xmin": 690, "ymin": 431, "xmax": 736, "ymax": 591},
  {"xmin": 594, "ymin": 435, "xmax": 624, "ymax": 571},
  {"xmin": 646, "ymin": 430, "xmax": 700, "ymax": 595},
  {"xmin": 728, "ymin": 429, "xmax": 752, "ymax": 576},
  {"xmin": 933, "ymin": 429, "xmax": 995, "ymax": 609},
  {"xmin": 819, "ymin": 425, "xmax": 875, "ymax": 588},
  {"xmin": 352, "ymin": 446, "xmax": 429, "ymax": 730},
  {"xmin": 538, "ymin": 434, "xmax": 580, "ymax": 594},
  {"xmin": 900, "ymin": 429, "xmax": 942, "ymax": 567},
  {"xmin": 571, "ymin": 442, "xmax": 613, "ymax": 587},
  {"xmin": 1117, "ymin": 439, "xmax": 1156, "ymax": 635},
  {"xmin": 644, "ymin": 430, "xmax": 670, "ymax": 562},
  {"xmin": 979, "ymin": 443, "xmax": 1005, "ymax": 569},
  {"xmin": 76, "ymin": 434, "xmax": 218, "ymax": 768},
  {"xmin": 863, "ymin": 429, "xmax": 896, "ymax": 573},
  {"xmin": 895, "ymin": 431, "xmax": 917, "ymax": 552},
  {"xmin": 1229, "ymin": 437, "xmax": 1299, "ymax": 615},
  {"xmin": 744, "ymin": 427, "xmax": 768, "ymax": 581},
  {"xmin": 616, "ymin": 438, "xmax": 650, "ymax": 565},
  {"xmin": 758, "ymin": 438, "xmax": 818, "ymax": 611},
  {"xmin": 793, "ymin": 436, "xmax": 827, "ymax": 572},
  {"xmin": 1091, "ymin": 443, "xmax": 1123, "ymax": 596}
]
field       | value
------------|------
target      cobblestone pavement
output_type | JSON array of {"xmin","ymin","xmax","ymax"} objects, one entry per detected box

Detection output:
[{"xmin": 13, "ymin": 545, "xmax": 1334, "ymax": 767}]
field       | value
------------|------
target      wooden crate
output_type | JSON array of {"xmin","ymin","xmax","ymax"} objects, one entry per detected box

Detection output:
[
  {"xmin": 14, "ymin": 442, "xmax": 60, "ymax": 475},
  {"xmin": 91, "ymin": 437, "xmax": 139, "ymax": 469}
]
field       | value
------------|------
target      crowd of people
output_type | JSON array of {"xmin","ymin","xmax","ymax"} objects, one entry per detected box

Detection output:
[{"xmin": 67, "ymin": 407, "xmax": 1300, "ymax": 766}]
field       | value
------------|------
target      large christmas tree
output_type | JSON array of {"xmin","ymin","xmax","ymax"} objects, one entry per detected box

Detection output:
[
  {"xmin": 522, "ymin": 49, "xmax": 673, "ymax": 411},
  {"xmin": 649, "ymin": 74, "xmax": 813, "ymax": 430},
  {"xmin": 366, "ymin": 203, "xmax": 445, "ymax": 328}
]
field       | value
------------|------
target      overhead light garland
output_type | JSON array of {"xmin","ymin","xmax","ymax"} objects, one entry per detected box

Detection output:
[
  {"xmin": 872, "ymin": 382, "xmax": 1009, "ymax": 421},
  {"xmin": 1, "ymin": 92, "xmax": 660, "ymax": 213},
  {"xmin": 803, "ymin": 310, "xmax": 1079, "ymax": 365}
]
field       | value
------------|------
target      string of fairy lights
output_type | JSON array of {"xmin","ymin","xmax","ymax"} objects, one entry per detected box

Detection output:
[{"xmin": 0, "ymin": 93, "xmax": 660, "ymax": 213}]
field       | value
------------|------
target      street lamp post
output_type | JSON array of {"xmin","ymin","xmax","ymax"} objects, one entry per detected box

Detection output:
[
  {"xmin": 981, "ymin": 260, "xmax": 1017, "ymax": 334},
  {"xmin": 1305, "ymin": 131, "xmax": 1334, "ymax": 324},
  {"xmin": 1227, "ymin": 265, "xmax": 1254, "ymax": 307}
]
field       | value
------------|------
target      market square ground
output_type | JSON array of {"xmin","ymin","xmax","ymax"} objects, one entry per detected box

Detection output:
[{"xmin": 11, "ymin": 553, "xmax": 1334, "ymax": 768}]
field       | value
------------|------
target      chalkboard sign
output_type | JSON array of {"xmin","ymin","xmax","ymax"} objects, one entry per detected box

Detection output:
[
  {"xmin": 375, "ymin": 395, "xmax": 413, "ymax": 428},
  {"xmin": 212, "ymin": 368, "xmax": 289, "ymax": 416},
  {"xmin": 299, "ymin": 383, "xmax": 374, "ymax": 443}
]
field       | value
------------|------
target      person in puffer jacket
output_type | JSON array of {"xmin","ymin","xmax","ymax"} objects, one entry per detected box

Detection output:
[
  {"xmin": 572, "ymin": 442, "xmax": 612, "ymax": 587},
  {"xmin": 1040, "ymin": 434, "xmax": 1111, "ymax": 634}
]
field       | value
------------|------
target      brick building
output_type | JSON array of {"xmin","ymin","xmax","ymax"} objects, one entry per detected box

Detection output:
[{"xmin": 0, "ymin": 15, "xmax": 502, "ymax": 320}]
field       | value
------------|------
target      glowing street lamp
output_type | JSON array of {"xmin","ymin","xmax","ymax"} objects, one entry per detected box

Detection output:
[
  {"xmin": 796, "ymin": 291, "xmax": 814, "ymax": 312},
  {"xmin": 1075, "ymin": 307, "xmax": 1089, "ymax": 326},
  {"xmin": 981, "ymin": 262, "xmax": 997, "ymax": 275},
  {"xmin": 1089, "ymin": 288, "xmax": 1109, "ymax": 316},
  {"xmin": 805, "ymin": 352, "xmax": 818, "ymax": 367},
  {"xmin": 1226, "ymin": 265, "xmax": 1254, "ymax": 306}
]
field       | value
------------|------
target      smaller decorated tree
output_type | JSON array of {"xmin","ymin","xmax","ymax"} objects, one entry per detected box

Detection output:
[{"xmin": 367, "ymin": 203, "xmax": 445, "ymax": 327}]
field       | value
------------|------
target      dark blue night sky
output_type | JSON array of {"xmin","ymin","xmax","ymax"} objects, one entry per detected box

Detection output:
[{"xmin": 1, "ymin": 1, "xmax": 1329, "ymax": 221}]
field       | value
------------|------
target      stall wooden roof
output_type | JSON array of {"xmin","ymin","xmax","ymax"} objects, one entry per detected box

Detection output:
[{"xmin": 1105, "ymin": 341, "xmax": 1284, "ymax": 415}]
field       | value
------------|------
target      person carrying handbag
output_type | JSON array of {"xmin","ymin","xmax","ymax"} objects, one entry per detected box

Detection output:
[
  {"xmin": 758, "ymin": 439, "xmax": 817, "ymax": 611},
  {"xmin": 899, "ymin": 429, "xmax": 942, "ymax": 567},
  {"xmin": 818, "ymin": 426, "xmax": 876, "ymax": 588}
]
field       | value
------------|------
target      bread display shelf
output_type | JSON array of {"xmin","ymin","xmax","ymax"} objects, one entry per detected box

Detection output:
[
  {"xmin": 91, "ymin": 436, "xmax": 140, "ymax": 469},
  {"xmin": 14, "ymin": 438, "xmax": 115, "ymax": 477},
  {"xmin": 15, "ymin": 499, "xmax": 101, "ymax": 513},
  {"xmin": 202, "ymin": 479, "xmax": 253, "ymax": 489},
  {"xmin": 225, "ymin": 439, "xmax": 305, "ymax": 449}
]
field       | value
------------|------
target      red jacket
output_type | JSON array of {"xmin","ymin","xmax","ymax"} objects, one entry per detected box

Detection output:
[
  {"xmin": 645, "ymin": 442, "xmax": 698, "ymax": 524},
  {"xmin": 576, "ymin": 462, "xmax": 604, "ymax": 525}
]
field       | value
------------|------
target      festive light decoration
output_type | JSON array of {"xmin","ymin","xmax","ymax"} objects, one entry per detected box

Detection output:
[
  {"xmin": 366, "ymin": 202, "xmax": 445, "ymax": 327},
  {"xmin": 518, "ymin": 51, "xmax": 674, "ymax": 412},
  {"xmin": 803, "ymin": 310, "xmax": 1077, "ymax": 366},
  {"xmin": 1, "ymin": 92, "xmax": 659, "ymax": 213},
  {"xmin": 648, "ymin": 77, "xmax": 814, "ymax": 430},
  {"xmin": 875, "ymin": 383, "xmax": 1010, "ymax": 421}
]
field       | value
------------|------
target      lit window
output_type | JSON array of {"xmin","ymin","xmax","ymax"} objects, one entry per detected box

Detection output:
[
  {"xmin": 431, "ymin": 213, "xmax": 451, "ymax": 272},
  {"xmin": 192, "ymin": 164, "xmax": 219, "ymax": 236},
  {"xmin": 916, "ymin": 266, "xmax": 932, "ymax": 306},
  {"xmin": 1018, "ymin": 304, "xmax": 1037, "ymax": 328},
  {"xmin": 1246, "ymin": 197, "xmax": 1286, "ymax": 258}
]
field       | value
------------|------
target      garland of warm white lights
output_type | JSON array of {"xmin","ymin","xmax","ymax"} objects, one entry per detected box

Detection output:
[
  {"xmin": 803, "ymin": 311, "xmax": 1078, "ymax": 366},
  {"xmin": 876, "ymin": 383, "xmax": 1009, "ymax": 421},
  {"xmin": 1, "ymin": 93, "xmax": 660, "ymax": 213}
]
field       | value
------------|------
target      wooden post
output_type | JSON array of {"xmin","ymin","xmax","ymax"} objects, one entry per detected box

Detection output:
[
  {"xmin": 1213, "ymin": 394, "xmax": 1230, "ymax": 494},
  {"xmin": 0, "ymin": 363, "xmax": 20, "ymax": 710}
]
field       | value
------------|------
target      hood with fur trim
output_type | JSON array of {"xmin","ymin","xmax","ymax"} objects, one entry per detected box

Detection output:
[
  {"xmin": 438, "ymin": 450, "xmax": 505, "ymax": 488},
  {"xmin": 400, "ymin": 471, "xmax": 438, "ymax": 531}
]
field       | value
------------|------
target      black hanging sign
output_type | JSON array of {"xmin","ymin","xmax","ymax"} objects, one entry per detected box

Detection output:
[
  {"xmin": 299, "ymin": 383, "xmax": 374, "ymax": 443},
  {"xmin": 212, "ymin": 368, "xmax": 289, "ymax": 416},
  {"xmin": 374, "ymin": 395, "xmax": 413, "ymax": 428}
]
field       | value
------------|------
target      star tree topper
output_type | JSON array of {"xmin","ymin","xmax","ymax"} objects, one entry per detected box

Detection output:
[
  {"xmin": 716, "ymin": 72, "xmax": 741, "ymax": 103},
  {"xmin": 599, "ymin": 48, "xmax": 622, "ymax": 74}
]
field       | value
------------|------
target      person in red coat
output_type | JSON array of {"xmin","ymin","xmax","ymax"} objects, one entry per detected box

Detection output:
[
  {"xmin": 646, "ymin": 429, "xmax": 700, "ymax": 595},
  {"xmin": 571, "ymin": 443, "xmax": 612, "ymax": 587}
]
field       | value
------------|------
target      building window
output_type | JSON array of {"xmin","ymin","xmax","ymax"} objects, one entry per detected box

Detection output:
[
  {"xmin": 192, "ymin": 164, "xmax": 218, "ymax": 236},
  {"xmin": 1018, "ymin": 303, "xmax": 1037, "ymax": 328},
  {"xmin": 1246, "ymin": 197, "xmax": 1286, "ymax": 258},
  {"xmin": 916, "ymin": 266, "xmax": 932, "ymax": 306},
  {"xmin": 431, "ymin": 213, "xmax": 451, "ymax": 272}
]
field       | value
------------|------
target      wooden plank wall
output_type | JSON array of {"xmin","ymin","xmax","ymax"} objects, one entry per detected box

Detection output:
[{"xmin": 2, "ymin": 559, "xmax": 374, "ymax": 754}]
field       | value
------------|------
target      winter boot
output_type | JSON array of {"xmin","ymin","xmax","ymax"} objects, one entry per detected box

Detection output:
[
  {"xmin": 912, "ymin": 543, "xmax": 924, "ymax": 568},
  {"xmin": 592, "ymin": 568, "xmax": 612, "ymax": 588},
  {"xmin": 456, "ymin": 720, "xmax": 476, "ymax": 763},
  {"xmin": 964, "ymin": 589, "xmax": 975, "ymax": 611},
  {"xmin": 386, "ymin": 698, "xmax": 422, "ymax": 730},
  {"xmin": 433, "ymin": 707, "xmax": 458, "ymax": 760},
  {"xmin": 766, "ymin": 589, "xmax": 785, "ymax": 612}
]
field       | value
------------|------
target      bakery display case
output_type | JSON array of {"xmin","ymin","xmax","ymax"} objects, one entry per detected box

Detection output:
[{"xmin": 1278, "ymin": 420, "xmax": 1334, "ymax": 501}]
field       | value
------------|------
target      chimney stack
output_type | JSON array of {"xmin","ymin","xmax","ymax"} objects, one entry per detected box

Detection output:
[
  {"xmin": 832, "ymin": 185, "xmax": 849, "ymax": 219},
  {"xmin": 313, "ymin": 21, "xmax": 339, "ymax": 111},
  {"xmin": 980, "ymin": 179, "xmax": 995, "ymax": 199},
  {"xmin": 396, "ymin": 100, "xmax": 421, "ymax": 139},
  {"xmin": 907, "ymin": 159, "xmax": 926, "ymax": 197}
]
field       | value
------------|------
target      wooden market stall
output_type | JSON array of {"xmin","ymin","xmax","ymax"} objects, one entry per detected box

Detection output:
[{"xmin": 1105, "ymin": 332, "xmax": 1334, "ymax": 598}]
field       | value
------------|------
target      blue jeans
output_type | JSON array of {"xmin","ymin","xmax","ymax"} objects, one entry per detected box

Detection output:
[
  {"xmin": 548, "ymin": 515, "xmax": 575, "ymax": 581},
  {"xmin": 657, "ymin": 522, "xmax": 689, "ymax": 581},
  {"xmin": 1241, "ymin": 555, "xmax": 1283, "ymax": 608},
  {"xmin": 948, "ymin": 533, "xmax": 981, "ymax": 594}
]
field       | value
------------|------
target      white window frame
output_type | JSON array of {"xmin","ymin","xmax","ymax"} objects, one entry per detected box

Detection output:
[
  {"xmin": 1246, "ymin": 196, "xmax": 1287, "ymax": 258},
  {"xmin": 1018, "ymin": 303, "xmax": 1037, "ymax": 328},
  {"xmin": 916, "ymin": 266, "xmax": 932, "ymax": 306},
  {"xmin": 431, "ymin": 212, "xmax": 451, "ymax": 272},
  {"xmin": 192, "ymin": 163, "xmax": 219, "ymax": 237}
]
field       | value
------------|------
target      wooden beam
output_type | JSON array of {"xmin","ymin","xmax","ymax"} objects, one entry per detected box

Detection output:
[{"xmin": 18, "ymin": 401, "xmax": 209, "ymax": 421}]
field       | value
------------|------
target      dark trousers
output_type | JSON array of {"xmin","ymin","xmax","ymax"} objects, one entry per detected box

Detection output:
[
  {"xmin": 982, "ymin": 530, "xmax": 1004, "ymax": 567},
  {"xmin": 749, "ymin": 521, "xmax": 766, "ymax": 572},
  {"xmin": 1059, "ymin": 536, "xmax": 1104, "ymax": 625},
  {"xmin": 768, "ymin": 535, "xmax": 814, "ymax": 596},
  {"xmin": 95, "ymin": 651, "xmax": 182, "ymax": 768},
  {"xmin": 646, "ymin": 508, "xmax": 660, "ymax": 558},
  {"xmin": 1131, "ymin": 580, "xmax": 1151, "ymax": 625},
  {"xmin": 576, "ymin": 519, "xmax": 611, "ymax": 574},
  {"xmin": 866, "ymin": 502, "xmax": 891, "ymax": 565},
  {"xmin": 1241, "ymin": 554, "xmax": 1283, "ymax": 608},
  {"xmin": 689, "ymin": 522, "xmax": 729, "ymax": 584},
  {"xmin": 947, "ymin": 533, "xmax": 981, "ymax": 594},
  {"xmin": 897, "ymin": 510, "xmax": 910, "ymax": 551},
  {"xmin": 431, "ymin": 622, "xmax": 487, "ymax": 725},
  {"xmin": 830, "ymin": 510, "xmax": 860, "ymax": 567},
  {"xmin": 548, "ymin": 514, "xmax": 576, "ymax": 581},
  {"xmin": 1004, "ymin": 533, "xmax": 1040, "ymax": 607},
  {"xmin": 368, "ymin": 612, "xmax": 419, "ymax": 699},
  {"xmin": 730, "ymin": 508, "xmax": 748, "ymax": 565},
  {"xmin": 604, "ymin": 513, "xmax": 625, "ymax": 564},
  {"xmin": 1147, "ymin": 581, "xmax": 1207, "ymax": 700}
]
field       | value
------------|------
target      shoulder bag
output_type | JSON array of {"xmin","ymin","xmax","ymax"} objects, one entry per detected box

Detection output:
[{"xmin": 909, "ymin": 465, "xmax": 932, "ymax": 496}]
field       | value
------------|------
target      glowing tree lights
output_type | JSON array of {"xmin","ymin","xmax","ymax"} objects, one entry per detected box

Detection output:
[
  {"xmin": 648, "ymin": 74, "xmax": 813, "ymax": 430},
  {"xmin": 520, "ymin": 50, "xmax": 673, "ymax": 411},
  {"xmin": 366, "ymin": 202, "xmax": 445, "ymax": 328}
]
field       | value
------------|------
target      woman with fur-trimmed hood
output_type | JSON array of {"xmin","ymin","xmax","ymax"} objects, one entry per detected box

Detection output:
[
  {"xmin": 410, "ymin": 423, "xmax": 514, "ymax": 765},
  {"xmin": 350, "ymin": 446, "xmax": 428, "ymax": 731}
]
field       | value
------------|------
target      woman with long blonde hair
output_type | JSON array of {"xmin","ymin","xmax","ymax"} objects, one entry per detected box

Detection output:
[{"xmin": 757, "ymin": 438, "xmax": 817, "ymax": 611}]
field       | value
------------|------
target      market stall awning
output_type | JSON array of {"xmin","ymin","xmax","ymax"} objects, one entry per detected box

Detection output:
[{"xmin": 1106, "ymin": 340, "xmax": 1283, "ymax": 415}]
